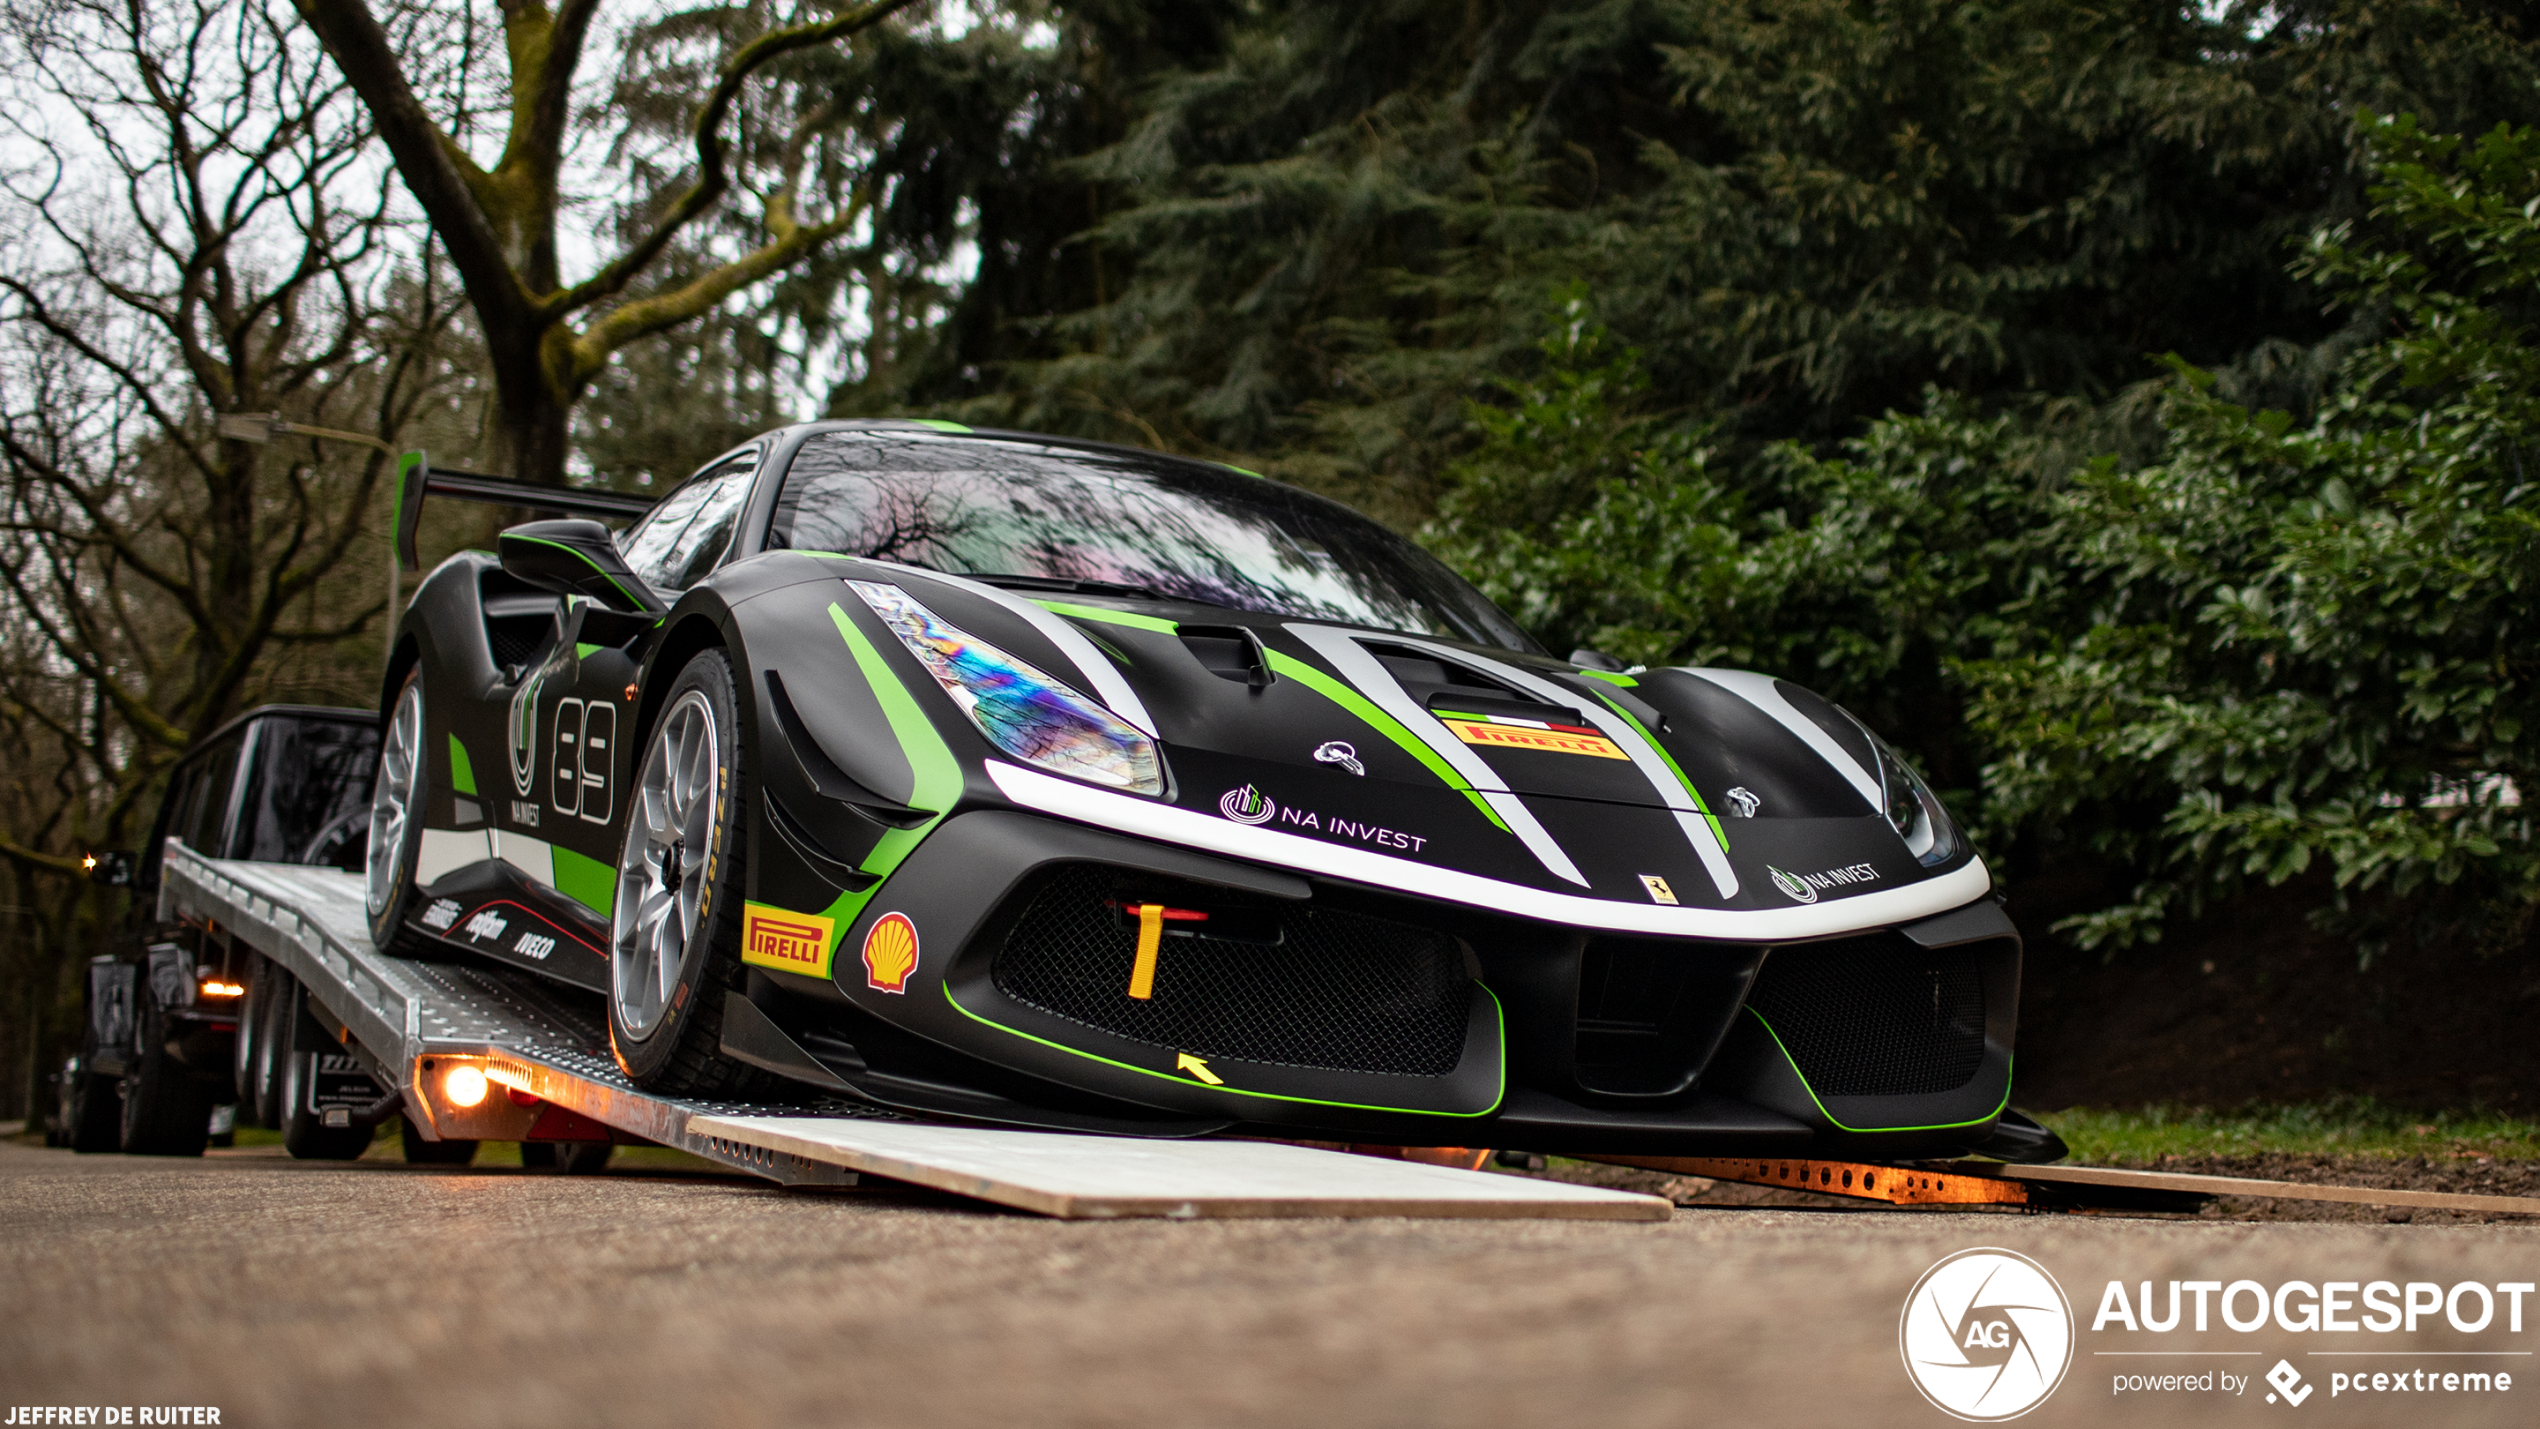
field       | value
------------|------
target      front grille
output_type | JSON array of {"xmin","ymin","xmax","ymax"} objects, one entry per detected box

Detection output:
[
  {"xmin": 1744, "ymin": 933, "xmax": 1986, "ymax": 1097},
  {"xmin": 991, "ymin": 866, "xmax": 1473, "ymax": 1077}
]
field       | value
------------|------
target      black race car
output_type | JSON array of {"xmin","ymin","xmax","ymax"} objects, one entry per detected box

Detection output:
[{"xmin": 365, "ymin": 420, "xmax": 2050, "ymax": 1159}]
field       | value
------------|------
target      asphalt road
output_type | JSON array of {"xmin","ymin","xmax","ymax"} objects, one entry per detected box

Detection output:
[{"xmin": 5, "ymin": 1140, "xmax": 2539, "ymax": 1428}]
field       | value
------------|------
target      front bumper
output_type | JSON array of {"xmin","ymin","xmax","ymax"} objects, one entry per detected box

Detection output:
[{"xmin": 743, "ymin": 809, "xmax": 2019, "ymax": 1156}]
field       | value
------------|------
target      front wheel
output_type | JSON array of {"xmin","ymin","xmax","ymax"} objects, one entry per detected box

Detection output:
[{"xmin": 605, "ymin": 650, "xmax": 772, "ymax": 1097}]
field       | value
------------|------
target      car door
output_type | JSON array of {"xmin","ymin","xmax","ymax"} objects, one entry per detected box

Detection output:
[{"xmin": 505, "ymin": 449, "xmax": 765, "ymax": 940}]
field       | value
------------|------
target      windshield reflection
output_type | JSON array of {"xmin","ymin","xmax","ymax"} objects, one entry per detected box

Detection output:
[{"xmin": 769, "ymin": 431, "xmax": 1532, "ymax": 649}]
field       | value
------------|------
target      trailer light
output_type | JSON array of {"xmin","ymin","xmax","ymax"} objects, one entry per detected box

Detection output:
[
  {"xmin": 199, "ymin": 980, "xmax": 245, "ymax": 998},
  {"xmin": 443, "ymin": 1064, "xmax": 489, "ymax": 1108}
]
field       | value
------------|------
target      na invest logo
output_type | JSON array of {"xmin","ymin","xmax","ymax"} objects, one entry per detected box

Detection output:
[{"xmin": 1901, "ymin": 1248, "xmax": 2075, "ymax": 1421}]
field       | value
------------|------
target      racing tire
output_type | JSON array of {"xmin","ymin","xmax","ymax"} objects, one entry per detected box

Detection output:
[
  {"xmin": 605, "ymin": 650, "xmax": 776, "ymax": 1098},
  {"xmin": 66, "ymin": 1069, "xmax": 122, "ymax": 1154},
  {"xmin": 364, "ymin": 672, "xmax": 431, "ymax": 957},
  {"xmin": 518, "ymin": 1141, "xmax": 613, "ymax": 1175},
  {"xmin": 118, "ymin": 1005, "xmax": 212, "ymax": 1157},
  {"xmin": 399, "ymin": 1115, "xmax": 478, "ymax": 1166},
  {"xmin": 276, "ymin": 1051, "xmax": 376, "ymax": 1161}
]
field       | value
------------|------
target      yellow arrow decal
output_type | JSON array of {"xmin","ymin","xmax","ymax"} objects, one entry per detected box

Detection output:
[{"xmin": 1175, "ymin": 1052, "xmax": 1223, "ymax": 1086}]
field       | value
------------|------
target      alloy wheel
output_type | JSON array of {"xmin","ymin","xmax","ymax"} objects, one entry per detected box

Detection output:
[{"xmin": 613, "ymin": 689, "xmax": 718, "ymax": 1039}]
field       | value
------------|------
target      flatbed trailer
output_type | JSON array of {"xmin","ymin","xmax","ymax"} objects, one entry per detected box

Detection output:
[{"xmin": 155, "ymin": 842, "xmax": 1667, "ymax": 1219}]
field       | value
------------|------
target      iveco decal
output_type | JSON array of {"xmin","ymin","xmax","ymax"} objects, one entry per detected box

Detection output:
[{"xmin": 549, "ymin": 698, "xmax": 616, "ymax": 822}]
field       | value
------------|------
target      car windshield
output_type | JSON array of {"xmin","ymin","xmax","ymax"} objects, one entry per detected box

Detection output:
[{"xmin": 767, "ymin": 430, "xmax": 1537, "ymax": 650}]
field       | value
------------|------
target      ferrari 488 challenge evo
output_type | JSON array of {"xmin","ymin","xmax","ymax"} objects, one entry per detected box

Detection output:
[{"xmin": 361, "ymin": 419, "xmax": 2050, "ymax": 1160}]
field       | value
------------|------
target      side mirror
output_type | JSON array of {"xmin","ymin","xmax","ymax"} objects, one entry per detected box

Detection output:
[
  {"xmin": 1569, "ymin": 647, "xmax": 1628, "ymax": 673},
  {"xmin": 497, "ymin": 519, "xmax": 663, "ymax": 615}
]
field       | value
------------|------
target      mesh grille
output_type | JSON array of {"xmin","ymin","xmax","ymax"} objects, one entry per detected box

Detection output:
[
  {"xmin": 1744, "ymin": 933, "xmax": 1986, "ymax": 1097},
  {"xmin": 991, "ymin": 866, "xmax": 1473, "ymax": 1077},
  {"xmin": 486, "ymin": 616, "xmax": 550, "ymax": 671}
]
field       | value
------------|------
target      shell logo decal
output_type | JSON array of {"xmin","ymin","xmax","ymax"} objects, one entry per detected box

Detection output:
[{"xmin": 861, "ymin": 911, "xmax": 921, "ymax": 993}]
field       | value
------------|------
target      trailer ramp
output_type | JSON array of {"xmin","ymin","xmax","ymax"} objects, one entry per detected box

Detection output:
[{"xmin": 161, "ymin": 846, "xmax": 1664, "ymax": 1221}]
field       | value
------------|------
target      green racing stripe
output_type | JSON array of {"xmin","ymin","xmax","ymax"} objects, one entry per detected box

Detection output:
[
  {"xmin": 1260, "ymin": 649, "xmax": 1510, "ymax": 833},
  {"xmin": 815, "ymin": 602, "xmax": 964, "ymax": 933}
]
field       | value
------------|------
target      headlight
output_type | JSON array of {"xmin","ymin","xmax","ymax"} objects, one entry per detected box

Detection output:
[
  {"xmin": 1849, "ymin": 717, "xmax": 1959, "ymax": 866},
  {"xmin": 849, "ymin": 580, "xmax": 1163, "ymax": 795}
]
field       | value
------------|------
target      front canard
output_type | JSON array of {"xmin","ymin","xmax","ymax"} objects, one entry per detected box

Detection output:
[{"xmin": 740, "ymin": 902, "xmax": 838, "ymax": 978}]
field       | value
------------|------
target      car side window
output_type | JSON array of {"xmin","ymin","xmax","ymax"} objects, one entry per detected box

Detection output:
[{"xmin": 618, "ymin": 450, "xmax": 759, "ymax": 594}]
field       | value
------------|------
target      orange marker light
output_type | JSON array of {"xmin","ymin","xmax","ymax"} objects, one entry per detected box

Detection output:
[
  {"xmin": 198, "ymin": 980, "xmax": 246, "ymax": 998},
  {"xmin": 443, "ymin": 1063, "xmax": 489, "ymax": 1108}
]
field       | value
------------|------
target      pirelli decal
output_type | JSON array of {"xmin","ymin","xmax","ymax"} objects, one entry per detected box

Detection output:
[
  {"xmin": 1438, "ymin": 714, "xmax": 1629, "ymax": 760},
  {"xmin": 740, "ymin": 902, "xmax": 838, "ymax": 978}
]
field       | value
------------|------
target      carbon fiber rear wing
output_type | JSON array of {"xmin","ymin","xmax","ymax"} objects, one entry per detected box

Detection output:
[{"xmin": 394, "ymin": 454, "xmax": 656, "ymax": 572}]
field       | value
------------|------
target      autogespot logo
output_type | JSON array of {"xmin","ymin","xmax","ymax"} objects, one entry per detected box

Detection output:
[{"xmin": 1901, "ymin": 1248, "xmax": 2076, "ymax": 1421}]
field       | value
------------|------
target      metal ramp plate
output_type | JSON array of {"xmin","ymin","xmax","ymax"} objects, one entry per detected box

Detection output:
[
  {"xmin": 165, "ymin": 847, "xmax": 1668, "ymax": 1218},
  {"xmin": 691, "ymin": 1116, "xmax": 1671, "ymax": 1220}
]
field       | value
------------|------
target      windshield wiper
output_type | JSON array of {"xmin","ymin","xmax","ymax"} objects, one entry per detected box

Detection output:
[{"xmin": 968, "ymin": 574, "xmax": 1182, "ymax": 602}]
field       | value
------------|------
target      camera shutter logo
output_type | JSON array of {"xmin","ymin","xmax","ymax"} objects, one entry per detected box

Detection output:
[{"xmin": 1900, "ymin": 1248, "xmax": 2074, "ymax": 1421}]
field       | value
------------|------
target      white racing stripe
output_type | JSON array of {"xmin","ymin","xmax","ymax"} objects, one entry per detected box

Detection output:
[
  {"xmin": 986, "ymin": 761, "xmax": 1993, "ymax": 940},
  {"xmin": 1368, "ymin": 633, "xmax": 1740, "ymax": 900},
  {"xmin": 495, "ymin": 829, "xmax": 554, "ymax": 885},
  {"xmin": 1680, "ymin": 668, "xmax": 1884, "ymax": 812},
  {"xmin": 1282, "ymin": 623, "xmax": 1589, "ymax": 887},
  {"xmin": 872, "ymin": 563, "xmax": 1160, "ymax": 738},
  {"xmin": 416, "ymin": 827, "xmax": 491, "ymax": 884}
]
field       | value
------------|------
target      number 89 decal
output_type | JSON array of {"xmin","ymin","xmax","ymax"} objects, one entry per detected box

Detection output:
[{"xmin": 550, "ymin": 698, "xmax": 616, "ymax": 822}]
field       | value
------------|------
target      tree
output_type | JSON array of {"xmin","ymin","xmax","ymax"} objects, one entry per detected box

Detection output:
[
  {"xmin": 0, "ymin": 0, "xmax": 458, "ymax": 1110},
  {"xmin": 1968, "ymin": 114, "xmax": 2540, "ymax": 957},
  {"xmin": 291, "ymin": 0, "xmax": 925, "ymax": 483}
]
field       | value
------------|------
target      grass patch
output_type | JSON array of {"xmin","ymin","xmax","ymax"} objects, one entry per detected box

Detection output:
[{"xmin": 2036, "ymin": 1100, "xmax": 2540, "ymax": 1164}]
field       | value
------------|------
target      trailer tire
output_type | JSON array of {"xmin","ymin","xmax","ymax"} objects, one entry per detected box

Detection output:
[
  {"xmin": 67, "ymin": 1068, "xmax": 121, "ymax": 1153},
  {"xmin": 605, "ymin": 651, "xmax": 776, "ymax": 1099},
  {"xmin": 250, "ymin": 963, "xmax": 297, "ymax": 1128},
  {"xmin": 364, "ymin": 673, "xmax": 432, "ymax": 957},
  {"xmin": 519, "ymin": 1141, "xmax": 614, "ymax": 1174},
  {"xmin": 118, "ymin": 1005, "xmax": 212, "ymax": 1157},
  {"xmin": 235, "ymin": 958, "xmax": 279, "ymax": 1123},
  {"xmin": 399, "ymin": 1115, "xmax": 477, "ymax": 1165},
  {"xmin": 277, "ymin": 1051, "xmax": 375, "ymax": 1160}
]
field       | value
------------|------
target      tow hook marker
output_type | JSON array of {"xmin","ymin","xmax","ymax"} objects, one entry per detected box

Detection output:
[
  {"xmin": 1175, "ymin": 1052, "xmax": 1223, "ymax": 1085},
  {"xmin": 1129, "ymin": 904, "xmax": 1164, "ymax": 999}
]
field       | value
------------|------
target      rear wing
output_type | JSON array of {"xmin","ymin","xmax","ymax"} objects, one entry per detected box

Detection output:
[{"xmin": 394, "ymin": 454, "xmax": 657, "ymax": 572}]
